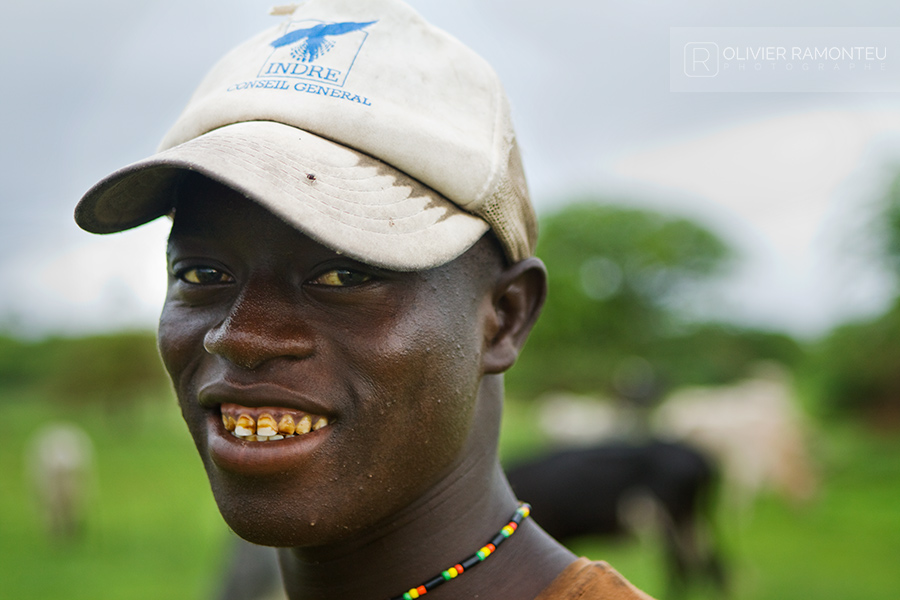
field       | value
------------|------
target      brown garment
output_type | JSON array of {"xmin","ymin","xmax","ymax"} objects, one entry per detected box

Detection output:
[{"xmin": 534, "ymin": 558, "xmax": 657, "ymax": 600}]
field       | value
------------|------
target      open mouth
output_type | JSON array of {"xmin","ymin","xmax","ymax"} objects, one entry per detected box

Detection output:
[
  {"xmin": 200, "ymin": 387, "xmax": 336, "ymax": 475},
  {"xmin": 220, "ymin": 403, "xmax": 330, "ymax": 442}
]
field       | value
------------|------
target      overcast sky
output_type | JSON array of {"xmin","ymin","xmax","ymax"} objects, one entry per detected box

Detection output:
[{"xmin": 4, "ymin": 0, "xmax": 900, "ymax": 338}]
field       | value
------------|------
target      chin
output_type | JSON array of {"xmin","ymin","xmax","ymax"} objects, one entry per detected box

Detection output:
[
  {"xmin": 205, "ymin": 470, "xmax": 377, "ymax": 548},
  {"xmin": 223, "ymin": 512, "xmax": 317, "ymax": 548}
]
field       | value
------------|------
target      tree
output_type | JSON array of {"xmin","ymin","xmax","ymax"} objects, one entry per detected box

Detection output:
[
  {"xmin": 877, "ymin": 169, "xmax": 900, "ymax": 279},
  {"xmin": 507, "ymin": 201, "xmax": 736, "ymax": 399},
  {"xmin": 802, "ymin": 169, "xmax": 900, "ymax": 428},
  {"xmin": 805, "ymin": 302, "xmax": 900, "ymax": 429},
  {"xmin": 0, "ymin": 332, "xmax": 170, "ymax": 413}
]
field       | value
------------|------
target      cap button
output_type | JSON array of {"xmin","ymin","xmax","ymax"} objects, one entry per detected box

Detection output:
[{"xmin": 269, "ymin": 4, "xmax": 301, "ymax": 16}]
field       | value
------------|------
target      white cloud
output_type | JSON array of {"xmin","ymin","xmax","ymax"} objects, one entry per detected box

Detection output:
[
  {"xmin": 0, "ymin": 221, "xmax": 170, "ymax": 336},
  {"xmin": 614, "ymin": 109, "xmax": 900, "ymax": 334}
]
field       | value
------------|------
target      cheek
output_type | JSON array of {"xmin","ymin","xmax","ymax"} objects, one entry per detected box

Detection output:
[
  {"xmin": 158, "ymin": 298, "xmax": 208, "ymax": 377},
  {"xmin": 357, "ymin": 305, "xmax": 484, "ymax": 474},
  {"xmin": 158, "ymin": 310, "xmax": 189, "ymax": 383},
  {"xmin": 157, "ymin": 302, "xmax": 210, "ymax": 418}
]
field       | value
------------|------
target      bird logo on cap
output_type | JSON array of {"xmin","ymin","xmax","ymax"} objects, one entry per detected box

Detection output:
[{"xmin": 271, "ymin": 21, "xmax": 377, "ymax": 63}]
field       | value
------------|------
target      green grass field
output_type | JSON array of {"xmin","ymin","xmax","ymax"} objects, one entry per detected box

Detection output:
[
  {"xmin": 2, "ymin": 391, "xmax": 898, "ymax": 599},
  {"xmin": 499, "ymin": 399, "xmax": 900, "ymax": 599}
]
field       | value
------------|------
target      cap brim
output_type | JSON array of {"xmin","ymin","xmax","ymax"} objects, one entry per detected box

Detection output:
[{"xmin": 74, "ymin": 121, "xmax": 490, "ymax": 271}]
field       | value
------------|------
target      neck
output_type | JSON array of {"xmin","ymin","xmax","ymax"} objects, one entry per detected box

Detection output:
[{"xmin": 277, "ymin": 376, "xmax": 575, "ymax": 600}]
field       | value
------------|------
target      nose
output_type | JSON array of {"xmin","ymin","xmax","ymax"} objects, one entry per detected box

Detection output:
[{"xmin": 203, "ymin": 280, "xmax": 316, "ymax": 370}]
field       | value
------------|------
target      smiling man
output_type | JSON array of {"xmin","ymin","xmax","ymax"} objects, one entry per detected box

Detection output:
[{"xmin": 74, "ymin": 1, "xmax": 654, "ymax": 599}]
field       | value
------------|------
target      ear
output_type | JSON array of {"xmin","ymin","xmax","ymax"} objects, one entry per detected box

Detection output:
[{"xmin": 482, "ymin": 257, "xmax": 548, "ymax": 374}]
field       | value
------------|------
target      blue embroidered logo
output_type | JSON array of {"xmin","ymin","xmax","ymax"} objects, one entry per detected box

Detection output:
[
  {"xmin": 232, "ymin": 19, "xmax": 376, "ymax": 106},
  {"xmin": 270, "ymin": 21, "xmax": 376, "ymax": 63},
  {"xmin": 255, "ymin": 19, "xmax": 377, "ymax": 88}
]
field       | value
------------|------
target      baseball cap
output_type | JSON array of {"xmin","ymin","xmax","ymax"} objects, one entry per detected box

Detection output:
[{"xmin": 74, "ymin": 0, "xmax": 537, "ymax": 271}]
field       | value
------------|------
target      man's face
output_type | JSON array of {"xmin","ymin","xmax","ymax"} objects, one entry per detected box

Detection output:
[{"xmin": 158, "ymin": 177, "xmax": 498, "ymax": 547}]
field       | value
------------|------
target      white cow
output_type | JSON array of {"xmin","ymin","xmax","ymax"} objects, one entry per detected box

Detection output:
[
  {"xmin": 536, "ymin": 364, "xmax": 818, "ymax": 517},
  {"xmin": 27, "ymin": 422, "xmax": 95, "ymax": 540},
  {"xmin": 653, "ymin": 365, "xmax": 819, "ymax": 515}
]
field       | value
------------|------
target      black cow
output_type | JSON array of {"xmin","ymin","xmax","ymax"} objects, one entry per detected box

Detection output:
[
  {"xmin": 214, "ymin": 537, "xmax": 286, "ymax": 600},
  {"xmin": 505, "ymin": 440, "xmax": 726, "ymax": 598}
]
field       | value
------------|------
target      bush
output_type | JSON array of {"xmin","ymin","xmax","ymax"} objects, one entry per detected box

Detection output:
[{"xmin": 0, "ymin": 331, "xmax": 170, "ymax": 408}]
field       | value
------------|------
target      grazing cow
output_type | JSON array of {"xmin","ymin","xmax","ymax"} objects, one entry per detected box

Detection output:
[
  {"xmin": 26, "ymin": 423, "xmax": 95, "ymax": 541},
  {"xmin": 536, "ymin": 366, "xmax": 818, "ymax": 520},
  {"xmin": 505, "ymin": 441, "xmax": 726, "ymax": 598},
  {"xmin": 214, "ymin": 537, "xmax": 287, "ymax": 600},
  {"xmin": 654, "ymin": 367, "xmax": 818, "ymax": 517},
  {"xmin": 537, "ymin": 393, "xmax": 627, "ymax": 444}
]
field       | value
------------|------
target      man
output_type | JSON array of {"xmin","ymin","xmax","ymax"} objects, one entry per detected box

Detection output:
[{"xmin": 75, "ymin": 1, "xmax": 654, "ymax": 598}]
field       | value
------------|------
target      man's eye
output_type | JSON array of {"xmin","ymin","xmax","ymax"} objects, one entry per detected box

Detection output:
[
  {"xmin": 177, "ymin": 267, "xmax": 234, "ymax": 285},
  {"xmin": 310, "ymin": 269, "xmax": 372, "ymax": 287}
]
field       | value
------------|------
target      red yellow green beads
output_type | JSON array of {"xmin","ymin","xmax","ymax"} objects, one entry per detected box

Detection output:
[{"xmin": 390, "ymin": 503, "xmax": 532, "ymax": 600}]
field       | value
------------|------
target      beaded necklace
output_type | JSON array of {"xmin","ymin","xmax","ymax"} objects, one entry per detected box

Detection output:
[{"xmin": 388, "ymin": 503, "xmax": 532, "ymax": 600}]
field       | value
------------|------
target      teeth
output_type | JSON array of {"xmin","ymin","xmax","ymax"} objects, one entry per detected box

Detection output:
[
  {"xmin": 296, "ymin": 415, "xmax": 312, "ymax": 435},
  {"xmin": 222, "ymin": 407, "xmax": 330, "ymax": 442},
  {"xmin": 236, "ymin": 414, "xmax": 255, "ymax": 434},
  {"xmin": 278, "ymin": 414, "xmax": 296, "ymax": 435},
  {"xmin": 256, "ymin": 413, "xmax": 278, "ymax": 437}
]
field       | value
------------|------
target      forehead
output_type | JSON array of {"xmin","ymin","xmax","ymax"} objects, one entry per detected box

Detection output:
[
  {"xmin": 167, "ymin": 174, "xmax": 504, "ymax": 286},
  {"xmin": 170, "ymin": 174, "xmax": 284, "ymax": 233},
  {"xmin": 170, "ymin": 176, "xmax": 295, "ymax": 241}
]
